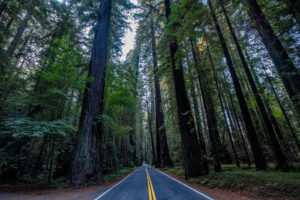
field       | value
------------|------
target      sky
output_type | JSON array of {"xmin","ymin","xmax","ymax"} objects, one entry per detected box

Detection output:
[{"xmin": 120, "ymin": 0, "xmax": 138, "ymax": 61}]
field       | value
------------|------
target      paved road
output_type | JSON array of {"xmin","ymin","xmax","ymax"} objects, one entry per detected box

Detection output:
[{"xmin": 95, "ymin": 166, "xmax": 214, "ymax": 200}]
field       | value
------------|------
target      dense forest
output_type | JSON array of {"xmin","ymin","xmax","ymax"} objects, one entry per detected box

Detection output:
[{"xmin": 0, "ymin": 0, "xmax": 299, "ymax": 191}]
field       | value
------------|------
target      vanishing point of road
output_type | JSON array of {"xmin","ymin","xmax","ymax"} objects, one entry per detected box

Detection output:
[{"xmin": 95, "ymin": 165, "xmax": 214, "ymax": 200}]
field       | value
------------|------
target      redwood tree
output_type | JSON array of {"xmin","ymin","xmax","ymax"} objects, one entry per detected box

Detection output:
[
  {"xmin": 245, "ymin": 0, "xmax": 300, "ymax": 117},
  {"xmin": 71, "ymin": 0, "xmax": 111, "ymax": 186},
  {"xmin": 220, "ymin": 0, "xmax": 289, "ymax": 171},
  {"xmin": 208, "ymin": 0, "xmax": 267, "ymax": 170},
  {"xmin": 150, "ymin": 14, "xmax": 173, "ymax": 168},
  {"xmin": 190, "ymin": 39, "xmax": 222, "ymax": 172},
  {"xmin": 164, "ymin": 0, "xmax": 204, "ymax": 178}
]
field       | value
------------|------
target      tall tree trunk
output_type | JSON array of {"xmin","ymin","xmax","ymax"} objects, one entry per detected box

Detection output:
[
  {"xmin": 262, "ymin": 64, "xmax": 300, "ymax": 151},
  {"xmin": 208, "ymin": 0, "xmax": 266, "ymax": 170},
  {"xmin": 186, "ymin": 53, "xmax": 209, "ymax": 174},
  {"xmin": 164, "ymin": 0, "xmax": 204, "ymax": 178},
  {"xmin": 7, "ymin": 12, "xmax": 31, "ymax": 57},
  {"xmin": 245, "ymin": 0, "xmax": 300, "ymax": 117},
  {"xmin": 196, "ymin": 82, "xmax": 209, "ymax": 152},
  {"xmin": 146, "ymin": 101, "xmax": 156, "ymax": 165},
  {"xmin": 140, "ymin": 113, "xmax": 144, "ymax": 164},
  {"xmin": 190, "ymin": 39, "xmax": 222, "ymax": 172},
  {"xmin": 32, "ymin": 135, "xmax": 48, "ymax": 178},
  {"xmin": 220, "ymin": 70, "xmax": 252, "ymax": 166},
  {"xmin": 150, "ymin": 15, "xmax": 173, "ymax": 168},
  {"xmin": 130, "ymin": 33, "xmax": 141, "ymax": 166},
  {"xmin": 247, "ymin": 56, "xmax": 287, "ymax": 142},
  {"xmin": 223, "ymin": 78, "xmax": 252, "ymax": 166},
  {"xmin": 247, "ymin": 56, "xmax": 290, "ymax": 147},
  {"xmin": 71, "ymin": 0, "xmax": 111, "ymax": 186},
  {"xmin": 206, "ymin": 38, "xmax": 240, "ymax": 167},
  {"xmin": 47, "ymin": 135, "xmax": 55, "ymax": 183},
  {"xmin": 222, "ymin": 82, "xmax": 247, "ymax": 165},
  {"xmin": 6, "ymin": 16, "xmax": 14, "ymax": 30},
  {"xmin": 0, "ymin": 2, "xmax": 7, "ymax": 18},
  {"xmin": 220, "ymin": 0, "xmax": 289, "ymax": 171}
]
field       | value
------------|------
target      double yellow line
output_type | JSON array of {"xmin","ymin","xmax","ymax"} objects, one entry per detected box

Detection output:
[{"xmin": 146, "ymin": 168, "xmax": 156, "ymax": 200}]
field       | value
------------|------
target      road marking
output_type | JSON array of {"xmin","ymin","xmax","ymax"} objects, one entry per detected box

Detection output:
[
  {"xmin": 147, "ymin": 170, "xmax": 152, "ymax": 200},
  {"xmin": 94, "ymin": 168, "xmax": 138, "ymax": 200},
  {"xmin": 146, "ymin": 168, "xmax": 156, "ymax": 200},
  {"xmin": 154, "ymin": 168, "xmax": 214, "ymax": 200},
  {"xmin": 149, "ymin": 171, "xmax": 156, "ymax": 200}
]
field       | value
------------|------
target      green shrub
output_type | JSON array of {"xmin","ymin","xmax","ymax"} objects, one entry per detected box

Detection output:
[
  {"xmin": 165, "ymin": 166, "xmax": 300, "ymax": 198},
  {"xmin": 104, "ymin": 167, "xmax": 134, "ymax": 183},
  {"xmin": 201, "ymin": 170, "xmax": 300, "ymax": 197}
]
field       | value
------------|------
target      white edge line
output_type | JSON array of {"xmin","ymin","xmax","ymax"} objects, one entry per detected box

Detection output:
[
  {"xmin": 154, "ymin": 168, "xmax": 214, "ymax": 200},
  {"xmin": 94, "ymin": 168, "xmax": 138, "ymax": 200}
]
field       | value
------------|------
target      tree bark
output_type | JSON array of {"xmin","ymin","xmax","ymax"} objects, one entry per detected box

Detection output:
[
  {"xmin": 186, "ymin": 53, "xmax": 209, "ymax": 174},
  {"xmin": 130, "ymin": 33, "xmax": 141, "ymax": 166},
  {"xmin": 222, "ymin": 82, "xmax": 247, "ymax": 165},
  {"xmin": 7, "ymin": 12, "xmax": 31, "ymax": 57},
  {"xmin": 164, "ymin": 0, "xmax": 204, "ymax": 178},
  {"xmin": 0, "ymin": 2, "xmax": 7, "ymax": 18},
  {"xmin": 220, "ymin": 0, "xmax": 289, "ymax": 171},
  {"xmin": 71, "ymin": 0, "xmax": 111, "ymax": 186},
  {"xmin": 140, "ymin": 113, "xmax": 144, "ymax": 164},
  {"xmin": 262, "ymin": 64, "xmax": 300, "ymax": 151},
  {"xmin": 6, "ymin": 16, "xmax": 14, "ymax": 30},
  {"xmin": 47, "ymin": 135, "xmax": 55, "ymax": 183},
  {"xmin": 208, "ymin": 0, "xmax": 266, "ymax": 170},
  {"xmin": 150, "ymin": 15, "xmax": 173, "ymax": 168},
  {"xmin": 222, "ymin": 74, "xmax": 252, "ymax": 167},
  {"xmin": 206, "ymin": 37, "xmax": 240, "ymax": 168},
  {"xmin": 190, "ymin": 39, "xmax": 222, "ymax": 172},
  {"xmin": 245, "ymin": 0, "xmax": 300, "ymax": 117},
  {"xmin": 32, "ymin": 135, "xmax": 48, "ymax": 178},
  {"xmin": 146, "ymin": 100, "xmax": 157, "ymax": 165}
]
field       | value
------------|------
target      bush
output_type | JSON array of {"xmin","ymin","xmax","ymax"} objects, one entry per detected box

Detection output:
[{"xmin": 104, "ymin": 167, "xmax": 134, "ymax": 183}]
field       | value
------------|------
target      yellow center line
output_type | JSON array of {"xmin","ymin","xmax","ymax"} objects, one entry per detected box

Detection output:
[
  {"xmin": 146, "ymin": 168, "xmax": 157, "ymax": 200},
  {"xmin": 149, "ymin": 174, "xmax": 156, "ymax": 200},
  {"xmin": 147, "ymin": 169, "xmax": 152, "ymax": 200}
]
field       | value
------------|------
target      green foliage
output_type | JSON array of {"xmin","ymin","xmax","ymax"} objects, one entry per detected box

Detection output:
[
  {"xmin": 28, "ymin": 36, "xmax": 89, "ymax": 120},
  {"xmin": 108, "ymin": 87, "xmax": 136, "ymax": 110},
  {"xmin": 165, "ymin": 165, "xmax": 300, "ymax": 197},
  {"xmin": 104, "ymin": 167, "xmax": 134, "ymax": 183},
  {"xmin": 164, "ymin": 166, "xmax": 185, "ymax": 176},
  {"xmin": 0, "ymin": 118, "xmax": 76, "ymax": 138},
  {"xmin": 271, "ymin": 104, "xmax": 282, "ymax": 120},
  {"xmin": 199, "ymin": 170, "xmax": 300, "ymax": 197},
  {"xmin": 39, "ymin": 36, "xmax": 88, "ymax": 92},
  {"xmin": 100, "ymin": 114, "xmax": 133, "ymax": 137},
  {"xmin": 0, "ymin": 117, "xmax": 76, "ymax": 180},
  {"xmin": 166, "ymin": 0, "xmax": 207, "ymax": 41}
]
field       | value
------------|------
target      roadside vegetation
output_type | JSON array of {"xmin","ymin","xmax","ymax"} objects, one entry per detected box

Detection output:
[
  {"xmin": 104, "ymin": 167, "xmax": 135, "ymax": 183},
  {"xmin": 164, "ymin": 165, "xmax": 300, "ymax": 198},
  {"xmin": 0, "ymin": 167, "xmax": 135, "ymax": 191}
]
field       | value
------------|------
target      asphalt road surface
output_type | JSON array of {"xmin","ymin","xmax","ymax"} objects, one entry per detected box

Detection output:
[{"xmin": 95, "ymin": 165, "xmax": 214, "ymax": 200}]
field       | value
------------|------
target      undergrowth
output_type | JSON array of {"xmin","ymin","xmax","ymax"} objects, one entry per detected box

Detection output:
[
  {"xmin": 164, "ymin": 165, "xmax": 300, "ymax": 198},
  {"xmin": 104, "ymin": 167, "xmax": 134, "ymax": 183}
]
